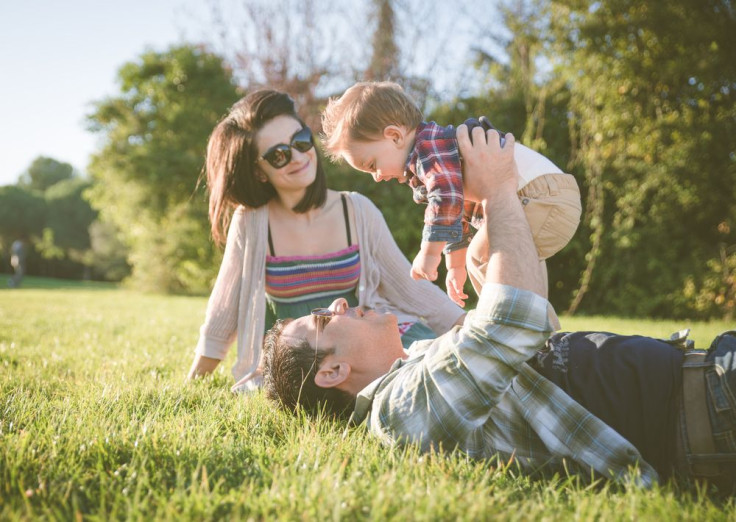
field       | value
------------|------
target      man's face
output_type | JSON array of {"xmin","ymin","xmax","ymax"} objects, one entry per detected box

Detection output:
[
  {"xmin": 281, "ymin": 298, "xmax": 406, "ymax": 388},
  {"xmin": 342, "ymin": 136, "xmax": 409, "ymax": 184}
]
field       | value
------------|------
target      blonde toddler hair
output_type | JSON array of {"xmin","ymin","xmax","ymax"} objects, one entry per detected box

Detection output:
[{"xmin": 321, "ymin": 81, "xmax": 423, "ymax": 162}]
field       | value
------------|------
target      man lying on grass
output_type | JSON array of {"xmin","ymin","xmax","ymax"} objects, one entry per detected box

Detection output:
[{"xmin": 262, "ymin": 126, "xmax": 736, "ymax": 492}]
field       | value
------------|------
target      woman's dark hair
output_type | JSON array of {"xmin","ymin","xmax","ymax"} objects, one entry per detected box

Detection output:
[{"xmin": 204, "ymin": 90, "xmax": 327, "ymax": 245}]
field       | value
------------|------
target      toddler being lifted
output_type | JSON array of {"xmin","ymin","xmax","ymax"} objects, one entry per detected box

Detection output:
[{"xmin": 321, "ymin": 81, "xmax": 581, "ymax": 310}]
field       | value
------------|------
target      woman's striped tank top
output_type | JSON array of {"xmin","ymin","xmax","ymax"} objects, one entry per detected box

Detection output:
[
  {"xmin": 265, "ymin": 244, "xmax": 360, "ymax": 303},
  {"xmin": 264, "ymin": 194, "xmax": 361, "ymax": 325}
]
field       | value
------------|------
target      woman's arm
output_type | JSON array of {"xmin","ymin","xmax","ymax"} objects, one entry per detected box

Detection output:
[
  {"xmin": 187, "ymin": 208, "xmax": 247, "ymax": 379},
  {"xmin": 187, "ymin": 355, "xmax": 221, "ymax": 379}
]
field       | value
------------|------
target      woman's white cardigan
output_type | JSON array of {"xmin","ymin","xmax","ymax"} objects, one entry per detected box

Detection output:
[{"xmin": 195, "ymin": 192, "xmax": 464, "ymax": 391}]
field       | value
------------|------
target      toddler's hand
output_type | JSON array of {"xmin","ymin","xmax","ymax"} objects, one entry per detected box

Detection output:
[
  {"xmin": 446, "ymin": 267, "xmax": 468, "ymax": 307},
  {"xmin": 411, "ymin": 251, "xmax": 440, "ymax": 281}
]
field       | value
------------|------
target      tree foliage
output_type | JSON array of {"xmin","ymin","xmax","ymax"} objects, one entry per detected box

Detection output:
[
  {"xmin": 32, "ymin": 0, "xmax": 732, "ymax": 319},
  {"xmin": 0, "ymin": 183, "xmax": 32, "ymax": 277},
  {"xmin": 0, "ymin": 185, "xmax": 46, "ymax": 251},
  {"xmin": 86, "ymin": 220, "xmax": 130, "ymax": 282},
  {"xmin": 547, "ymin": 0, "xmax": 736, "ymax": 318},
  {"xmin": 86, "ymin": 45, "xmax": 241, "ymax": 293},
  {"xmin": 365, "ymin": 0, "xmax": 400, "ymax": 81},
  {"xmin": 18, "ymin": 157, "xmax": 75, "ymax": 192},
  {"xmin": 203, "ymin": 0, "xmax": 490, "ymax": 113},
  {"xmin": 44, "ymin": 178, "xmax": 96, "ymax": 252},
  {"xmin": 0, "ymin": 165, "xmax": 100, "ymax": 280},
  {"xmin": 427, "ymin": 1, "xmax": 580, "ymax": 312},
  {"xmin": 33, "ymin": 178, "xmax": 98, "ymax": 278},
  {"xmin": 202, "ymin": 0, "xmax": 353, "ymax": 130}
]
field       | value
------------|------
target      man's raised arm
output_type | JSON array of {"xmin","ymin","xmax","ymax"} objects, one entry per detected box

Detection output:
[{"xmin": 457, "ymin": 127, "xmax": 546, "ymax": 296}]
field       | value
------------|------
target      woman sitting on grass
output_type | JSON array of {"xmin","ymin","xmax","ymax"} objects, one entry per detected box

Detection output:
[{"xmin": 187, "ymin": 90, "xmax": 465, "ymax": 392}]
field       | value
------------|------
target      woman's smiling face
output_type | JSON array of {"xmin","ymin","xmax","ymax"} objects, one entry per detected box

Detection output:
[{"xmin": 254, "ymin": 115, "xmax": 317, "ymax": 191}]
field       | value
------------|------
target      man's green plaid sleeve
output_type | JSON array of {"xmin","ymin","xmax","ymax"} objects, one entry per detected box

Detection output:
[{"xmin": 359, "ymin": 284, "xmax": 658, "ymax": 487}]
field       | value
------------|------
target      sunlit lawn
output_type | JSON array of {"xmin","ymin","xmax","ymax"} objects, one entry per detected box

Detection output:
[{"xmin": 1, "ymin": 277, "xmax": 734, "ymax": 520}]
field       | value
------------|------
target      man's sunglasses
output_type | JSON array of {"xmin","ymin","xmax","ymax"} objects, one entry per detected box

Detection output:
[
  {"xmin": 311, "ymin": 307, "xmax": 335, "ymax": 331},
  {"xmin": 256, "ymin": 127, "xmax": 314, "ymax": 169}
]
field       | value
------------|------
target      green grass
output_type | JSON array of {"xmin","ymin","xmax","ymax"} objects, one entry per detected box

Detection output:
[{"xmin": 1, "ymin": 277, "xmax": 734, "ymax": 520}]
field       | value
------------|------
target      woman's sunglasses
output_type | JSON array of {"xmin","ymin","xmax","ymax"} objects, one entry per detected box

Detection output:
[{"xmin": 256, "ymin": 127, "xmax": 314, "ymax": 169}]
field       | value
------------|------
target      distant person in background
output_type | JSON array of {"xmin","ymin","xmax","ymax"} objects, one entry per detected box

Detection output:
[
  {"xmin": 187, "ymin": 89, "xmax": 465, "ymax": 393},
  {"xmin": 8, "ymin": 239, "xmax": 27, "ymax": 288}
]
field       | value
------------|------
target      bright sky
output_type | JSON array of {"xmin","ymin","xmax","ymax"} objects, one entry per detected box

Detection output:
[
  {"xmin": 0, "ymin": 0, "xmax": 205, "ymax": 186},
  {"xmin": 0, "ymin": 1, "xmax": 498, "ymax": 188}
]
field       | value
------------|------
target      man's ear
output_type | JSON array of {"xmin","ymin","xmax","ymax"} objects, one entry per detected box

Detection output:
[
  {"xmin": 314, "ymin": 361, "xmax": 350, "ymax": 389},
  {"xmin": 383, "ymin": 125, "xmax": 406, "ymax": 147}
]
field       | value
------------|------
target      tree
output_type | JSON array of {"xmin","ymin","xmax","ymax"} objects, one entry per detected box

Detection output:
[
  {"xmin": 0, "ymin": 185, "xmax": 45, "ymax": 250},
  {"xmin": 86, "ymin": 220, "xmax": 130, "ymax": 282},
  {"xmin": 548, "ymin": 0, "xmax": 736, "ymax": 318},
  {"xmin": 202, "ymin": 0, "xmax": 350, "ymax": 131},
  {"xmin": 426, "ymin": 0, "xmax": 581, "ymax": 311},
  {"xmin": 0, "ymin": 163, "xmax": 104, "ymax": 280},
  {"xmin": 44, "ymin": 178, "xmax": 96, "ymax": 252},
  {"xmin": 87, "ymin": 45, "xmax": 241, "ymax": 293},
  {"xmin": 18, "ymin": 157, "xmax": 75, "ymax": 192},
  {"xmin": 201, "ymin": 0, "xmax": 497, "ymax": 124},
  {"xmin": 365, "ymin": 0, "xmax": 400, "ymax": 81},
  {"xmin": 31, "ymin": 178, "xmax": 98, "ymax": 279}
]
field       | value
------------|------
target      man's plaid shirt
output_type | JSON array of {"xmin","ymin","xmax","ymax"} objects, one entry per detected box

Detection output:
[
  {"xmin": 405, "ymin": 121, "xmax": 483, "ymax": 253},
  {"xmin": 351, "ymin": 284, "xmax": 658, "ymax": 486}
]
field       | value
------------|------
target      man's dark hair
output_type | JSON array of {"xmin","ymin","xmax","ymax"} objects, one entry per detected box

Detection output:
[{"xmin": 263, "ymin": 319, "xmax": 356, "ymax": 419}]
